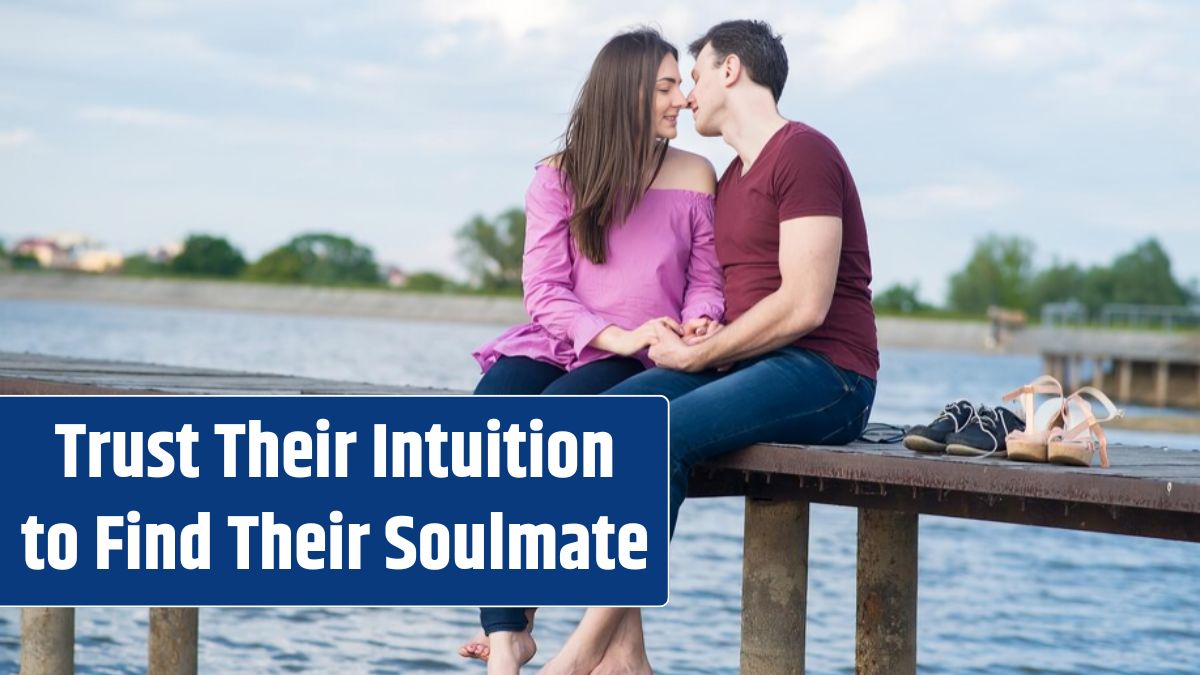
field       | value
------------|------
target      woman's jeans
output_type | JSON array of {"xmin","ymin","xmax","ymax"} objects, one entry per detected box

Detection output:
[
  {"xmin": 474, "ymin": 355, "xmax": 645, "ymax": 395},
  {"xmin": 475, "ymin": 355, "xmax": 645, "ymax": 635},
  {"xmin": 606, "ymin": 346, "xmax": 876, "ymax": 537}
]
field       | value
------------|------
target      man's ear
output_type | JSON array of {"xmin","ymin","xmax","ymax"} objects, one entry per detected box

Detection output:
[{"xmin": 723, "ymin": 54, "xmax": 742, "ymax": 87}]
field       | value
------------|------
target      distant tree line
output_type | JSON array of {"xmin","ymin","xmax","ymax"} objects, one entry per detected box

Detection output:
[
  {"xmin": 9, "ymin": 216, "xmax": 1193, "ymax": 316},
  {"xmin": 121, "ymin": 233, "xmax": 386, "ymax": 287},
  {"xmin": 875, "ymin": 236, "xmax": 1197, "ymax": 320}
]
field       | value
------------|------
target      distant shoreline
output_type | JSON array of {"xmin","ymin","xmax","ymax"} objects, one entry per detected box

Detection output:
[
  {"xmin": 3, "ymin": 271, "xmax": 1025, "ymax": 354},
  {"xmin": 6, "ymin": 271, "xmax": 1190, "ymax": 360}
]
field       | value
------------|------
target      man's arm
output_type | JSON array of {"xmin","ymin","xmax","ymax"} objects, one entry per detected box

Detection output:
[{"xmin": 648, "ymin": 215, "xmax": 842, "ymax": 371}]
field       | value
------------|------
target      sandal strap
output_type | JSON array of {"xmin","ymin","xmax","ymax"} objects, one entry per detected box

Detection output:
[
  {"xmin": 1058, "ymin": 395, "xmax": 1115, "ymax": 468},
  {"xmin": 1071, "ymin": 386, "xmax": 1124, "ymax": 423},
  {"xmin": 1002, "ymin": 375, "xmax": 1063, "ymax": 423}
]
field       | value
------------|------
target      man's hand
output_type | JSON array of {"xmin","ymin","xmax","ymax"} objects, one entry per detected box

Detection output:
[
  {"xmin": 682, "ymin": 318, "xmax": 723, "ymax": 345},
  {"xmin": 648, "ymin": 322, "xmax": 706, "ymax": 372}
]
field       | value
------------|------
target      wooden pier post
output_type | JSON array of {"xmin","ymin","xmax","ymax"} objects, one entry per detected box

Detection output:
[
  {"xmin": 740, "ymin": 497, "xmax": 809, "ymax": 675},
  {"xmin": 20, "ymin": 608, "xmax": 74, "ymax": 675},
  {"xmin": 1118, "ymin": 359, "xmax": 1133, "ymax": 402},
  {"xmin": 1155, "ymin": 360, "xmax": 1170, "ymax": 408},
  {"xmin": 148, "ymin": 608, "xmax": 199, "ymax": 675},
  {"xmin": 1092, "ymin": 357, "xmax": 1106, "ymax": 389},
  {"xmin": 856, "ymin": 508, "xmax": 918, "ymax": 675}
]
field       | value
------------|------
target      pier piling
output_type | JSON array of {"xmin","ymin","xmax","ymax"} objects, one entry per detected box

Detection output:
[
  {"xmin": 855, "ymin": 509, "xmax": 918, "ymax": 675},
  {"xmin": 740, "ymin": 497, "xmax": 810, "ymax": 675},
  {"xmin": 19, "ymin": 608, "xmax": 74, "ymax": 675}
]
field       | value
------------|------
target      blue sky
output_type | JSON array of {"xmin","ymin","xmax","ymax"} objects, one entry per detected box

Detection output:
[{"xmin": 1, "ymin": 0, "xmax": 1197, "ymax": 304}]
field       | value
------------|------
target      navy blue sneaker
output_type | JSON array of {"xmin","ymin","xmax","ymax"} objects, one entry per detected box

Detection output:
[
  {"xmin": 903, "ymin": 400, "xmax": 979, "ymax": 453},
  {"xmin": 946, "ymin": 406, "xmax": 1025, "ymax": 458}
]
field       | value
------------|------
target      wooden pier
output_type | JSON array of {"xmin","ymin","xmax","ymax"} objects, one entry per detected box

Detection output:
[
  {"xmin": 4, "ymin": 351, "xmax": 1200, "ymax": 674},
  {"xmin": 1040, "ymin": 328, "xmax": 1200, "ymax": 409}
]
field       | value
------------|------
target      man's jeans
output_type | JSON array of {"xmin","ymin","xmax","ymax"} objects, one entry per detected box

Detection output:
[{"xmin": 606, "ymin": 346, "xmax": 876, "ymax": 536}]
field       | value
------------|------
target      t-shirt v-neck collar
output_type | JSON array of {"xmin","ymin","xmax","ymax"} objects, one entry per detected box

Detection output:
[{"xmin": 737, "ymin": 121, "xmax": 794, "ymax": 180}]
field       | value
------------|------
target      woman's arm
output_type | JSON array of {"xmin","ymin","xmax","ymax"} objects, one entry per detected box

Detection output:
[
  {"xmin": 679, "ymin": 195, "xmax": 724, "ymax": 327},
  {"xmin": 521, "ymin": 171, "xmax": 613, "ymax": 356}
]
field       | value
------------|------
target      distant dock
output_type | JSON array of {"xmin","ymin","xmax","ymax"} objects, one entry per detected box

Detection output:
[{"xmin": 1040, "ymin": 327, "xmax": 1200, "ymax": 409}]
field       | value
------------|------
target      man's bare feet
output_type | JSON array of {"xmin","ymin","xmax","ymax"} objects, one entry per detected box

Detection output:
[
  {"xmin": 589, "ymin": 609, "xmax": 652, "ymax": 675},
  {"xmin": 590, "ymin": 660, "xmax": 653, "ymax": 675},
  {"xmin": 537, "ymin": 608, "xmax": 628, "ymax": 675}
]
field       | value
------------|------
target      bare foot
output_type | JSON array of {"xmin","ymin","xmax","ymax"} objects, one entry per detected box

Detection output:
[
  {"xmin": 487, "ymin": 630, "xmax": 538, "ymax": 675},
  {"xmin": 590, "ymin": 660, "xmax": 652, "ymax": 675},
  {"xmin": 589, "ymin": 609, "xmax": 651, "ymax": 675},
  {"xmin": 459, "ymin": 628, "xmax": 492, "ymax": 662},
  {"xmin": 537, "ymin": 651, "xmax": 599, "ymax": 675},
  {"xmin": 459, "ymin": 610, "xmax": 537, "ymax": 665}
]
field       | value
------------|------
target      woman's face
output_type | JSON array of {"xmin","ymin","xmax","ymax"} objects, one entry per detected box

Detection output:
[{"xmin": 652, "ymin": 54, "xmax": 687, "ymax": 140}]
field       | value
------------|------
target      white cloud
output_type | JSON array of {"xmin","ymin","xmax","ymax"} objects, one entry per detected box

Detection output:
[
  {"xmin": 420, "ymin": 0, "xmax": 574, "ymax": 42},
  {"xmin": 871, "ymin": 179, "xmax": 1019, "ymax": 219},
  {"xmin": 0, "ymin": 128, "xmax": 37, "ymax": 148},
  {"xmin": 249, "ymin": 71, "xmax": 320, "ymax": 93},
  {"xmin": 78, "ymin": 106, "xmax": 201, "ymax": 128}
]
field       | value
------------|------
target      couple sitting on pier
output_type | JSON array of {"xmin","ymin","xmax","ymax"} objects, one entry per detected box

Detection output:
[{"xmin": 464, "ymin": 20, "xmax": 879, "ymax": 674}]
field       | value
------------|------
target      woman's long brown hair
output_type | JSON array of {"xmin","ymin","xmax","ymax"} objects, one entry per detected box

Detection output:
[{"xmin": 556, "ymin": 28, "xmax": 677, "ymax": 264}]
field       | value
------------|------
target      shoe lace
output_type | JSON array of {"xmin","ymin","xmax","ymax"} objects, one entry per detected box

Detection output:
[
  {"xmin": 969, "ymin": 406, "xmax": 1019, "ymax": 460},
  {"xmin": 935, "ymin": 400, "xmax": 977, "ymax": 433}
]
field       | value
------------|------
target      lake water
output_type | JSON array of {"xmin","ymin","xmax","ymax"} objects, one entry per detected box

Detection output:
[{"xmin": 1, "ymin": 298, "xmax": 1198, "ymax": 674}]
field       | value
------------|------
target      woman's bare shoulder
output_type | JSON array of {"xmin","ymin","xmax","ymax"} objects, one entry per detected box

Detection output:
[
  {"xmin": 538, "ymin": 153, "xmax": 564, "ymax": 169},
  {"xmin": 655, "ymin": 147, "xmax": 716, "ymax": 194}
]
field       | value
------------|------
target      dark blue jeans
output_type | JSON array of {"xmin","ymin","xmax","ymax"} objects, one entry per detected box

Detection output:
[
  {"xmin": 476, "ymin": 354, "xmax": 645, "ymax": 634},
  {"xmin": 606, "ymin": 346, "xmax": 876, "ymax": 536},
  {"xmin": 474, "ymin": 355, "xmax": 645, "ymax": 395}
]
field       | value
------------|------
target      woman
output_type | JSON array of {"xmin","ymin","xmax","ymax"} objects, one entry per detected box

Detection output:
[{"xmin": 459, "ymin": 28, "xmax": 722, "ymax": 675}]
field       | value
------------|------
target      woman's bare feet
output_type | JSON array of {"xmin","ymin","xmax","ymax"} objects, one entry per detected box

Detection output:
[
  {"xmin": 459, "ymin": 609, "xmax": 537, "ymax": 667},
  {"xmin": 486, "ymin": 630, "xmax": 538, "ymax": 675},
  {"xmin": 459, "ymin": 628, "xmax": 492, "ymax": 662}
]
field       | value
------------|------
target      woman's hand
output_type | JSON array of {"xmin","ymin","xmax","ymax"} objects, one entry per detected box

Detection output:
[
  {"xmin": 591, "ymin": 317, "xmax": 683, "ymax": 356},
  {"xmin": 682, "ymin": 317, "xmax": 723, "ymax": 345}
]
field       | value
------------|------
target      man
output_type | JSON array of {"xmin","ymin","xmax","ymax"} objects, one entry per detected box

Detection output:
[
  {"xmin": 615, "ymin": 17, "xmax": 879, "ymax": 535},
  {"xmin": 535, "ymin": 19, "xmax": 880, "ymax": 674}
]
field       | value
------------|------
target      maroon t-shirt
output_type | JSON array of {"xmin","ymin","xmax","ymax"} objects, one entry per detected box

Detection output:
[{"xmin": 714, "ymin": 121, "xmax": 879, "ymax": 380}]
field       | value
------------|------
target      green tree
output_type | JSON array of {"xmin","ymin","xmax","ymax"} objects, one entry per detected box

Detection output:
[
  {"xmin": 170, "ymin": 234, "xmax": 246, "ymax": 277},
  {"xmin": 0, "ymin": 238, "xmax": 6, "ymax": 258},
  {"xmin": 403, "ymin": 271, "xmax": 456, "ymax": 292},
  {"xmin": 11, "ymin": 252, "xmax": 40, "ymax": 269},
  {"xmin": 947, "ymin": 235, "xmax": 1035, "ymax": 314},
  {"xmin": 121, "ymin": 253, "xmax": 168, "ymax": 277},
  {"xmin": 1027, "ymin": 260, "xmax": 1086, "ymax": 316},
  {"xmin": 246, "ymin": 233, "xmax": 380, "ymax": 285},
  {"xmin": 873, "ymin": 282, "xmax": 931, "ymax": 314},
  {"xmin": 246, "ymin": 247, "xmax": 304, "ymax": 282},
  {"xmin": 1106, "ymin": 238, "xmax": 1189, "ymax": 306},
  {"xmin": 456, "ymin": 208, "xmax": 525, "ymax": 293}
]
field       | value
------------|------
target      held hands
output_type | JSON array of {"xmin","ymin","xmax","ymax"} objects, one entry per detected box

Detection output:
[
  {"xmin": 681, "ymin": 317, "xmax": 723, "ymax": 345},
  {"xmin": 594, "ymin": 317, "xmax": 683, "ymax": 357},
  {"xmin": 648, "ymin": 322, "xmax": 707, "ymax": 372}
]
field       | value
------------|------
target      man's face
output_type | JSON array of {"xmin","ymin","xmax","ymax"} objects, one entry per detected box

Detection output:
[{"xmin": 687, "ymin": 42, "xmax": 725, "ymax": 137}]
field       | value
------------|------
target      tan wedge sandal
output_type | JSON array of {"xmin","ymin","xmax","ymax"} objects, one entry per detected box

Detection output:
[
  {"xmin": 1001, "ymin": 375, "xmax": 1066, "ymax": 463},
  {"xmin": 1047, "ymin": 387, "xmax": 1124, "ymax": 468}
]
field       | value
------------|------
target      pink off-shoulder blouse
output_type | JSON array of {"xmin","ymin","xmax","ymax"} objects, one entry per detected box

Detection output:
[{"xmin": 473, "ymin": 164, "xmax": 724, "ymax": 372}]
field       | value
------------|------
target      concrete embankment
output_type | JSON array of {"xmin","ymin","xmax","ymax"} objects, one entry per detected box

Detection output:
[
  {"xmin": 4, "ymin": 272, "xmax": 1197, "ymax": 361},
  {"xmin": 2, "ymin": 271, "xmax": 1013, "ymax": 352}
]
